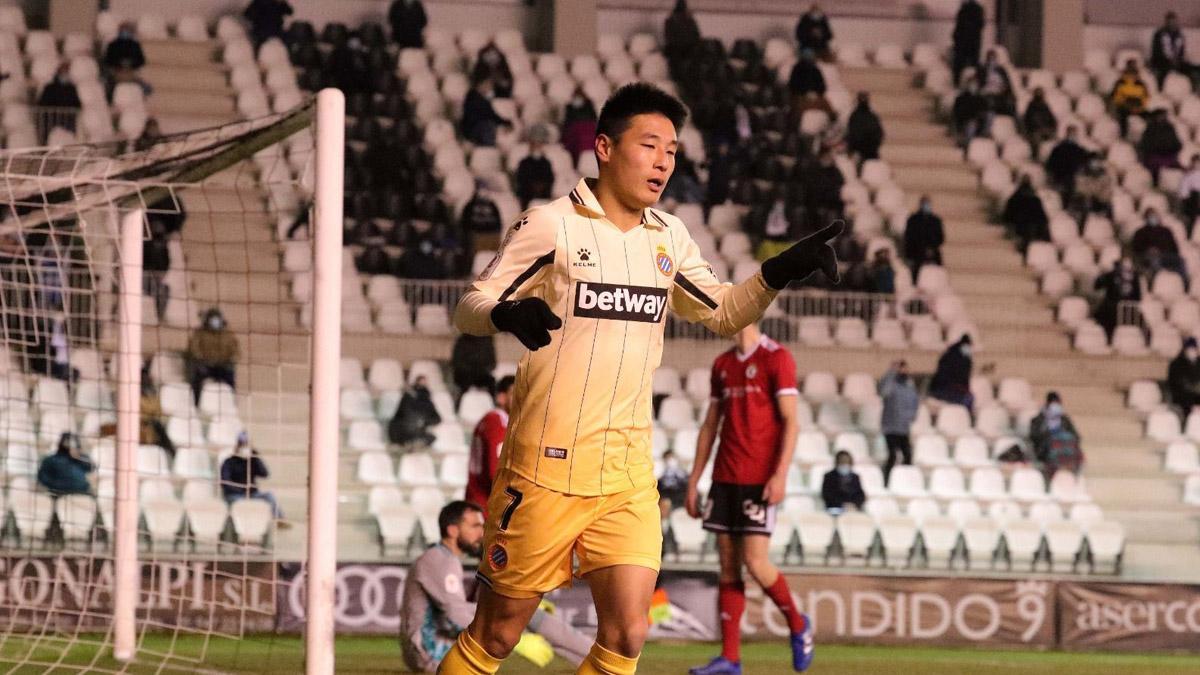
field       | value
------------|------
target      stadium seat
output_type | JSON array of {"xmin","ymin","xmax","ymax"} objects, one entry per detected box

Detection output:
[
  {"xmin": 1028, "ymin": 501, "xmax": 1065, "ymax": 524},
  {"xmin": 888, "ymin": 465, "xmax": 927, "ymax": 498},
  {"xmin": 55, "ymin": 493, "xmax": 98, "ymax": 544},
  {"xmin": 1146, "ymin": 409, "xmax": 1182, "ymax": 442},
  {"xmin": 431, "ymin": 423, "xmax": 469, "ymax": 454},
  {"xmin": 877, "ymin": 515, "xmax": 918, "ymax": 568},
  {"xmin": 185, "ymin": 498, "xmax": 229, "ymax": 547},
  {"xmin": 913, "ymin": 434, "xmax": 952, "ymax": 467},
  {"xmin": 1009, "ymin": 467, "xmax": 1048, "ymax": 502},
  {"xmin": 347, "ymin": 420, "xmax": 387, "ymax": 452},
  {"xmin": 1086, "ymin": 520, "xmax": 1126, "ymax": 573},
  {"xmin": 928, "ymin": 466, "xmax": 969, "ymax": 500},
  {"xmin": 816, "ymin": 401, "xmax": 853, "ymax": 434},
  {"xmin": 795, "ymin": 512, "xmax": 835, "ymax": 564},
  {"xmin": 377, "ymin": 504, "xmax": 418, "ymax": 554},
  {"xmin": 832, "ymin": 432, "xmax": 870, "ymax": 464},
  {"xmin": 946, "ymin": 498, "xmax": 982, "ymax": 526},
  {"xmin": 657, "ymin": 396, "xmax": 696, "ymax": 432},
  {"xmin": 1068, "ymin": 502, "xmax": 1104, "ymax": 528},
  {"xmin": 1048, "ymin": 471, "xmax": 1090, "ymax": 503},
  {"xmin": 919, "ymin": 515, "xmax": 960, "ymax": 568},
  {"xmin": 398, "ymin": 453, "xmax": 439, "ymax": 488},
  {"xmin": 961, "ymin": 516, "xmax": 1001, "ymax": 570},
  {"xmin": 802, "ymin": 371, "xmax": 838, "ymax": 403},
  {"xmin": 230, "ymin": 499, "xmax": 273, "ymax": 545},
  {"xmin": 142, "ymin": 497, "xmax": 186, "ymax": 549},
  {"xmin": 865, "ymin": 497, "xmax": 901, "ymax": 520},
  {"xmin": 166, "ymin": 416, "xmax": 206, "ymax": 449},
  {"xmin": 357, "ymin": 452, "xmax": 396, "ymax": 486},
  {"xmin": 987, "ymin": 499, "xmax": 1024, "ymax": 525},
  {"xmin": 457, "ymin": 388, "xmax": 494, "ymax": 428},
  {"xmin": 1003, "ymin": 519, "xmax": 1044, "ymax": 570},
  {"xmin": 952, "ymin": 435, "xmax": 991, "ymax": 468},
  {"xmin": 968, "ymin": 467, "xmax": 1007, "ymax": 501},
  {"xmin": 835, "ymin": 511, "xmax": 876, "ymax": 563},
  {"xmin": 340, "ymin": 388, "xmax": 375, "ymax": 421},
  {"xmin": 669, "ymin": 509, "xmax": 708, "ymax": 561},
  {"xmin": 439, "ymin": 454, "xmax": 469, "ymax": 490},
  {"xmin": 905, "ymin": 496, "xmax": 941, "ymax": 524},
  {"xmin": 1185, "ymin": 474, "xmax": 1200, "ymax": 506},
  {"xmin": 173, "ymin": 447, "xmax": 214, "ymax": 480},
  {"xmin": 857, "ymin": 465, "xmax": 888, "ymax": 499},
  {"xmin": 1126, "ymin": 380, "xmax": 1162, "ymax": 415}
]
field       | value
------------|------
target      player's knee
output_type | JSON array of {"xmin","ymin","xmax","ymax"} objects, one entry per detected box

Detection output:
[
  {"xmin": 472, "ymin": 623, "xmax": 523, "ymax": 659},
  {"xmin": 744, "ymin": 554, "xmax": 777, "ymax": 585},
  {"xmin": 597, "ymin": 615, "xmax": 649, "ymax": 657}
]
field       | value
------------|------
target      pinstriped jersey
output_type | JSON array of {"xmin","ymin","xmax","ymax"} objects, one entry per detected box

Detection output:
[{"xmin": 455, "ymin": 178, "xmax": 777, "ymax": 496}]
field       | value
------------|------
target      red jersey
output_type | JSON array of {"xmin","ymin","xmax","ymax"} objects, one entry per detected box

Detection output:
[
  {"xmin": 466, "ymin": 409, "xmax": 508, "ymax": 511},
  {"xmin": 710, "ymin": 336, "xmax": 798, "ymax": 485}
]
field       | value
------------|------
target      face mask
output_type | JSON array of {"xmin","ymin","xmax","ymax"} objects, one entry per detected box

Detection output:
[
  {"xmin": 207, "ymin": 317, "xmax": 223, "ymax": 330},
  {"xmin": 572, "ymin": 95, "xmax": 584, "ymax": 106},
  {"xmin": 920, "ymin": 203, "xmax": 931, "ymax": 214},
  {"xmin": 419, "ymin": 241, "xmax": 434, "ymax": 255},
  {"xmin": 1147, "ymin": 215, "xmax": 1160, "ymax": 226},
  {"xmin": 665, "ymin": 457, "xmax": 680, "ymax": 470},
  {"xmin": 1187, "ymin": 348, "xmax": 1198, "ymax": 360},
  {"xmin": 836, "ymin": 465, "xmax": 851, "ymax": 476},
  {"xmin": 1046, "ymin": 402, "xmax": 1063, "ymax": 416},
  {"xmin": 960, "ymin": 345, "xmax": 972, "ymax": 357}
]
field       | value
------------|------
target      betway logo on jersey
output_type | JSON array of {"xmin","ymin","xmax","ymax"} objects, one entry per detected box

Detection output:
[{"xmin": 573, "ymin": 281, "xmax": 667, "ymax": 323}]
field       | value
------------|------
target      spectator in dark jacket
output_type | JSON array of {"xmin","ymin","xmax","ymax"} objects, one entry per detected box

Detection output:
[
  {"xmin": 952, "ymin": 0, "xmax": 985, "ymax": 84},
  {"xmin": 220, "ymin": 431, "xmax": 284, "ymax": 519},
  {"xmin": 977, "ymin": 50, "xmax": 1015, "ymax": 115},
  {"xmin": 397, "ymin": 237, "xmax": 448, "ymax": 279},
  {"xmin": 103, "ymin": 22, "xmax": 146, "ymax": 72},
  {"xmin": 1074, "ymin": 155, "xmax": 1113, "ymax": 216},
  {"xmin": 1139, "ymin": 109, "xmax": 1183, "ymax": 183},
  {"xmin": 388, "ymin": 0, "xmax": 427, "ymax": 49},
  {"xmin": 451, "ymin": 333, "xmax": 497, "ymax": 396},
  {"xmin": 1132, "ymin": 208, "xmax": 1187, "ymax": 286},
  {"xmin": 867, "ymin": 247, "xmax": 896, "ymax": 293},
  {"xmin": 38, "ymin": 64, "xmax": 81, "ymax": 110},
  {"xmin": 460, "ymin": 78, "xmax": 510, "ymax": 147},
  {"xmin": 357, "ymin": 243, "xmax": 392, "ymax": 275},
  {"xmin": 1023, "ymin": 87, "xmax": 1058, "ymax": 145},
  {"xmin": 846, "ymin": 92, "xmax": 884, "ymax": 162},
  {"xmin": 1046, "ymin": 126, "xmax": 1089, "ymax": 199},
  {"xmin": 796, "ymin": 4, "xmax": 833, "ymax": 61},
  {"xmin": 326, "ymin": 36, "xmax": 370, "ymax": 95},
  {"xmin": 460, "ymin": 189, "xmax": 504, "ymax": 254},
  {"xmin": 515, "ymin": 126, "xmax": 555, "ymax": 208},
  {"xmin": 37, "ymin": 433, "xmax": 93, "ymax": 496},
  {"xmin": 389, "ymin": 376, "xmax": 441, "ymax": 445},
  {"xmin": 560, "ymin": 88, "xmax": 597, "ymax": 161},
  {"xmin": 822, "ymin": 451, "xmax": 865, "ymax": 511},
  {"xmin": 788, "ymin": 50, "xmax": 826, "ymax": 101},
  {"xmin": 1179, "ymin": 154, "xmax": 1200, "ymax": 230},
  {"xmin": 143, "ymin": 219, "xmax": 171, "ymax": 320},
  {"xmin": 1150, "ymin": 12, "xmax": 1192, "ymax": 88},
  {"xmin": 879, "ymin": 361, "xmax": 919, "ymax": 484},
  {"xmin": 663, "ymin": 0, "xmax": 701, "ymax": 61},
  {"xmin": 1169, "ymin": 337, "xmax": 1200, "ymax": 414},
  {"xmin": 1093, "ymin": 256, "xmax": 1141, "ymax": 338},
  {"xmin": 952, "ymin": 78, "xmax": 987, "ymax": 146},
  {"xmin": 471, "ymin": 43, "xmax": 512, "ymax": 98},
  {"xmin": 929, "ymin": 335, "xmax": 974, "ymax": 411},
  {"xmin": 244, "ymin": 0, "xmax": 294, "ymax": 47},
  {"xmin": 1002, "ymin": 175, "xmax": 1049, "ymax": 253},
  {"xmin": 705, "ymin": 142, "xmax": 735, "ymax": 208},
  {"xmin": 903, "ymin": 195, "xmax": 944, "ymax": 281},
  {"xmin": 1029, "ymin": 392, "xmax": 1083, "ymax": 481}
]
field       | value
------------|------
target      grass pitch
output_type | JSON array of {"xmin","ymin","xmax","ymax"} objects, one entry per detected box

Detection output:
[{"xmin": 2, "ymin": 635, "xmax": 1200, "ymax": 674}]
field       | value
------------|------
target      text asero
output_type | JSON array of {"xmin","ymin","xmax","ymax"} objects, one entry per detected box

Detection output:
[{"xmin": 573, "ymin": 281, "xmax": 668, "ymax": 322}]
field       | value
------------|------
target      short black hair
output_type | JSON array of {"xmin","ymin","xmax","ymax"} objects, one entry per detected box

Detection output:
[
  {"xmin": 596, "ymin": 82, "xmax": 689, "ymax": 142},
  {"xmin": 834, "ymin": 450, "xmax": 853, "ymax": 464},
  {"xmin": 496, "ymin": 375, "xmax": 516, "ymax": 394},
  {"xmin": 438, "ymin": 500, "xmax": 483, "ymax": 538}
]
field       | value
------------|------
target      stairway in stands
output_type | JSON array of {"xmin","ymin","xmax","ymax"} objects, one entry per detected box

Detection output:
[{"xmin": 836, "ymin": 66, "xmax": 1200, "ymax": 580}]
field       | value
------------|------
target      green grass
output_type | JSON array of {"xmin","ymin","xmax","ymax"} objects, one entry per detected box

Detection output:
[{"xmin": 1, "ymin": 635, "xmax": 1199, "ymax": 674}]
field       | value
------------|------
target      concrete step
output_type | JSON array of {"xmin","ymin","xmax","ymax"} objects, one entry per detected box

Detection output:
[
  {"xmin": 893, "ymin": 166, "xmax": 980, "ymax": 192},
  {"xmin": 941, "ymin": 242, "xmax": 1026, "ymax": 274},
  {"xmin": 1102, "ymin": 507, "xmax": 1200, "ymax": 544},
  {"xmin": 1086, "ymin": 477, "xmax": 1184, "ymax": 509},
  {"xmin": 141, "ymin": 63, "xmax": 229, "ymax": 93},
  {"xmin": 181, "ymin": 212, "xmax": 276, "ymax": 244},
  {"xmin": 149, "ymin": 91, "xmax": 235, "ymax": 117},
  {"xmin": 868, "ymin": 92, "xmax": 934, "ymax": 118},
  {"xmin": 880, "ymin": 118, "xmax": 952, "ymax": 144},
  {"xmin": 1057, "ymin": 414, "xmax": 1145, "ymax": 441},
  {"xmin": 839, "ymin": 67, "xmax": 917, "ymax": 93},
  {"xmin": 952, "ymin": 271, "xmax": 1040, "ymax": 296},
  {"xmin": 880, "ymin": 143, "xmax": 965, "ymax": 167},
  {"xmin": 902, "ymin": 193, "xmax": 987, "ymax": 219},
  {"xmin": 1084, "ymin": 447, "xmax": 1165, "ymax": 474},
  {"xmin": 182, "ymin": 242, "xmax": 282, "ymax": 274},
  {"xmin": 141, "ymin": 40, "xmax": 219, "ymax": 67},
  {"xmin": 155, "ymin": 113, "xmax": 238, "ymax": 134},
  {"xmin": 976, "ymin": 325, "xmax": 1072, "ymax": 355},
  {"xmin": 1122, "ymin": 543, "xmax": 1200, "ymax": 582}
]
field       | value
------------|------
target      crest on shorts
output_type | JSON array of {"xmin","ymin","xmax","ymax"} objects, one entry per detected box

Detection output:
[
  {"xmin": 745, "ymin": 364, "xmax": 758, "ymax": 379},
  {"xmin": 487, "ymin": 543, "xmax": 509, "ymax": 570},
  {"xmin": 655, "ymin": 246, "xmax": 673, "ymax": 276}
]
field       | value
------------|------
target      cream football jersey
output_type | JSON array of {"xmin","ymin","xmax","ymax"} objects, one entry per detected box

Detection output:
[{"xmin": 455, "ymin": 178, "xmax": 776, "ymax": 495}]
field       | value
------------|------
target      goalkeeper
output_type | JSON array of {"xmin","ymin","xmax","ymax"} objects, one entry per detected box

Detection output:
[
  {"xmin": 443, "ymin": 82, "xmax": 840, "ymax": 675},
  {"xmin": 400, "ymin": 501, "xmax": 592, "ymax": 672}
]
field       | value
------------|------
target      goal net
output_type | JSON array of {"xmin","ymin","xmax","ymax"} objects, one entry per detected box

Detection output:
[{"xmin": 0, "ymin": 100, "xmax": 323, "ymax": 672}]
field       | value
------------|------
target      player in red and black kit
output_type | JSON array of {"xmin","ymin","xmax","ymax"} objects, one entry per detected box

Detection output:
[
  {"xmin": 685, "ymin": 324, "xmax": 812, "ymax": 674},
  {"xmin": 465, "ymin": 376, "xmax": 515, "ymax": 513}
]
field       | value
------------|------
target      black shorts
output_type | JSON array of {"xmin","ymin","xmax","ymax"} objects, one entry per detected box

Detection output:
[{"xmin": 701, "ymin": 481, "xmax": 776, "ymax": 535}]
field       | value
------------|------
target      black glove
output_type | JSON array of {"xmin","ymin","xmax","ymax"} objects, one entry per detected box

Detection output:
[
  {"xmin": 490, "ymin": 298, "xmax": 562, "ymax": 351},
  {"xmin": 760, "ymin": 220, "xmax": 844, "ymax": 290}
]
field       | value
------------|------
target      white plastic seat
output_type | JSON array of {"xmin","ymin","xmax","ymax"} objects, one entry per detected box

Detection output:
[
  {"xmin": 1029, "ymin": 500, "xmax": 1065, "ymax": 524},
  {"xmin": 347, "ymin": 420, "xmax": 387, "ymax": 452},
  {"xmin": 1164, "ymin": 440, "xmax": 1200, "ymax": 473},
  {"xmin": 795, "ymin": 512, "xmax": 835, "ymax": 562},
  {"xmin": 657, "ymin": 396, "xmax": 696, "ymax": 432},
  {"xmin": 397, "ymin": 452, "xmax": 439, "ymax": 488},
  {"xmin": 928, "ymin": 466, "xmax": 969, "ymax": 500},
  {"xmin": 1126, "ymin": 380, "xmax": 1162, "ymax": 415},
  {"xmin": 946, "ymin": 498, "xmax": 982, "ymax": 526},
  {"xmin": 456, "ymin": 388, "xmax": 494, "ymax": 428},
  {"xmin": 888, "ymin": 465, "xmax": 927, "ymax": 498},
  {"xmin": 802, "ymin": 371, "xmax": 838, "ymax": 403},
  {"xmin": 865, "ymin": 497, "xmax": 901, "ymax": 520},
  {"xmin": 969, "ymin": 467, "xmax": 1007, "ymax": 501},
  {"xmin": 1009, "ymin": 467, "xmax": 1048, "ymax": 502},
  {"xmin": 913, "ymin": 434, "xmax": 952, "ymax": 467},
  {"xmin": 377, "ymin": 503, "xmax": 418, "ymax": 552},
  {"xmin": 1044, "ymin": 520, "xmax": 1085, "ymax": 571},
  {"xmin": 439, "ymin": 454, "xmax": 469, "ymax": 490},
  {"xmin": 816, "ymin": 401, "xmax": 853, "ymax": 435},
  {"xmin": 173, "ymin": 447, "xmax": 213, "ymax": 480},
  {"xmin": 857, "ymin": 465, "xmax": 888, "ymax": 499},
  {"xmin": 669, "ymin": 509, "xmax": 707, "ymax": 559},
  {"xmin": 165, "ymin": 416, "xmax": 206, "ymax": 449},
  {"xmin": 55, "ymin": 493, "xmax": 97, "ymax": 543},
  {"xmin": 652, "ymin": 367, "xmax": 683, "ymax": 397},
  {"xmin": 1086, "ymin": 520, "xmax": 1125, "ymax": 573},
  {"xmin": 835, "ymin": 511, "xmax": 876, "ymax": 561},
  {"xmin": 1003, "ymin": 518, "xmax": 1044, "ymax": 570},
  {"xmin": 230, "ymin": 498, "xmax": 273, "ymax": 544},
  {"xmin": 794, "ymin": 431, "xmax": 831, "ymax": 465},
  {"xmin": 834, "ymin": 318, "xmax": 871, "ymax": 348},
  {"xmin": 185, "ymin": 498, "xmax": 228, "ymax": 545},
  {"xmin": 1068, "ymin": 502, "xmax": 1104, "ymax": 529},
  {"xmin": 877, "ymin": 514, "xmax": 918, "ymax": 568},
  {"xmin": 797, "ymin": 317, "xmax": 834, "ymax": 347},
  {"xmin": 904, "ymin": 496, "xmax": 942, "ymax": 524},
  {"xmin": 142, "ymin": 497, "xmax": 185, "ymax": 546},
  {"xmin": 357, "ymin": 452, "xmax": 397, "ymax": 486},
  {"xmin": 1146, "ymin": 408, "xmax": 1182, "ymax": 442}
]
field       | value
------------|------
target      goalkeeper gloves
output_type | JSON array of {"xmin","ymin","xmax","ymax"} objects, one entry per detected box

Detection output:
[
  {"xmin": 490, "ymin": 298, "xmax": 562, "ymax": 351},
  {"xmin": 759, "ymin": 220, "xmax": 844, "ymax": 290}
]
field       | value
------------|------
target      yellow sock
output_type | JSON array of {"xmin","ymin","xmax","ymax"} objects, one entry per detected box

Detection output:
[
  {"xmin": 438, "ymin": 630, "xmax": 502, "ymax": 674},
  {"xmin": 575, "ymin": 643, "xmax": 639, "ymax": 675}
]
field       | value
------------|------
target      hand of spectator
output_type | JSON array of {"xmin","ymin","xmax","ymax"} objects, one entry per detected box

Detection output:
[
  {"xmin": 490, "ymin": 298, "xmax": 562, "ymax": 351},
  {"xmin": 760, "ymin": 220, "xmax": 843, "ymax": 289}
]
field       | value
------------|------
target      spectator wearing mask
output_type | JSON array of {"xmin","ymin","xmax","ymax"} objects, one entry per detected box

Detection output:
[
  {"xmin": 1179, "ymin": 154, "xmax": 1200, "ymax": 230},
  {"xmin": 38, "ymin": 432, "xmax": 94, "ymax": 496},
  {"xmin": 1074, "ymin": 154, "xmax": 1113, "ymax": 217},
  {"xmin": 656, "ymin": 449, "xmax": 689, "ymax": 520},
  {"xmin": 356, "ymin": 243, "xmax": 392, "ymax": 275},
  {"xmin": 389, "ymin": 375, "xmax": 441, "ymax": 446},
  {"xmin": 929, "ymin": 335, "xmax": 975, "ymax": 411},
  {"xmin": 663, "ymin": 0, "xmax": 701, "ymax": 61},
  {"xmin": 879, "ymin": 360, "xmax": 919, "ymax": 484},
  {"xmin": 952, "ymin": 77, "xmax": 988, "ymax": 147},
  {"xmin": 103, "ymin": 22, "xmax": 146, "ymax": 75},
  {"xmin": 471, "ymin": 43, "xmax": 512, "ymax": 98},
  {"xmin": 1150, "ymin": 11, "xmax": 1192, "ymax": 89},
  {"xmin": 867, "ymin": 247, "xmax": 895, "ymax": 293},
  {"xmin": 952, "ymin": 0, "xmax": 985, "ymax": 85},
  {"xmin": 515, "ymin": 125, "xmax": 555, "ymax": 208},
  {"xmin": 37, "ymin": 64, "xmax": 81, "ymax": 133},
  {"xmin": 326, "ymin": 36, "xmax": 370, "ymax": 95},
  {"xmin": 187, "ymin": 308, "xmax": 239, "ymax": 403},
  {"xmin": 139, "ymin": 371, "xmax": 176, "ymax": 459},
  {"xmin": 977, "ymin": 50, "xmax": 1015, "ymax": 116},
  {"xmin": 220, "ymin": 431, "xmax": 286, "ymax": 522},
  {"xmin": 1110, "ymin": 60, "xmax": 1150, "ymax": 136},
  {"xmin": 1168, "ymin": 337, "xmax": 1200, "ymax": 414},
  {"xmin": 845, "ymin": 92, "xmax": 884, "ymax": 162},
  {"xmin": 451, "ymin": 332, "xmax": 497, "ymax": 397},
  {"xmin": 787, "ymin": 49, "xmax": 826, "ymax": 104},
  {"xmin": 244, "ymin": 0, "xmax": 293, "ymax": 47},
  {"xmin": 1002, "ymin": 175, "xmax": 1049, "ymax": 253},
  {"xmin": 1139, "ymin": 109, "xmax": 1183, "ymax": 184},
  {"xmin": 460, "ymin": 77, "xmax": 511, "ymax": 147},
  {"xmin": 465, "ymin": 375, "xmax": 513, "ymax": 512},
  {"xmin": 1022, "ymin": 87, "xmax": 1058, "ymax": 145},
  {"xmin": 143, "ymin": 218, "xmax": 171, "ymax": 323},
  {"xmin": 397, "ymin": 236, "xmax": 448, "ymax": 279},
  {"xmin": 1093, "ymin": 256, "xmax": 1141, "ymax": 338},
  {"xmin": 459, "ymin": 187, "xmax": 504, "ymax": 254},
  {"xmin": 903, "ymin": 195, "xmax": 944, "ymax": 282},
  {"xmin": 1029, "ymin": 392, "xmax": 1083, "ymax": 482},
  {"xmin": 1131, "ymin": 208, "xmax": 1182, "ymax": 272},
  {"xmin": 560, "ymin": 88, "xmax": 597, "ymax": 162},
  {"xmin": 1046, "ymin": 126, "xmax": 1089, "ymax": 200},
  {"xmin": 821, "ymin": 451, "xmax": 865, "ymax": 511},
  {"xmin": 795, "ymin": 4, "xmax": 833, "ymax": 61},
  {"xmin": 388, "ymin": 0, "xmax": 427, "ymax": 49}
]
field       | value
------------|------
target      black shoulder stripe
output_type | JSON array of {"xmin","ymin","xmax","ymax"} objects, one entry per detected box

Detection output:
[
  {"xmin": 674, "ymin": 271, "xmax": 718, "ymax": 310},
  {"xmin": 499, "ymin": 249, "xmax": 556, "ymax": 301},
  {"xmin": 648, "ymin": 210, "xmax": 669, "ymax": 227},
  {"xmin": 569, "ymin": 189, "xmax": 584, "ymax": 206}
]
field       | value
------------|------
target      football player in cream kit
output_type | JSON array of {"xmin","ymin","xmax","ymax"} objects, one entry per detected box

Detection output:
[{"xmin": 441, "ymin": 82, "xmax": 841, "ymax": 675}]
